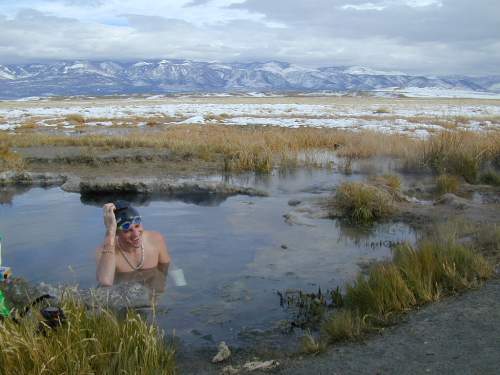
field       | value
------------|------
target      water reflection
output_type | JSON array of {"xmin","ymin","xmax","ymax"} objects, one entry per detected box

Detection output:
[{"xmin": 0, "ymin": 186, "xmax": 32, "ymax": 205}]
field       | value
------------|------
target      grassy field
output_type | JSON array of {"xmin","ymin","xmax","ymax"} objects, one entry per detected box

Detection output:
[{"xmin": 2, "ymin": 125, "xmax": 500, "ymax": 178}]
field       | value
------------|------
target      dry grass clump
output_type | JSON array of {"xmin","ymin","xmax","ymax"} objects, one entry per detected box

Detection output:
[
  {"xmin": 380, "ymin": 174, "xmax": 401, "ymax": 191},
  {"xmin": 66, "ymin": 114, "xmax": 86, "ymax": 126},
  {"xmin": 0, "ymin": 144, "xmax": 24, "ymax": 171},
  {"xmin": 321, "ymin": 309, "xmax": 365, "ymax": 343},
  {"xmin": 300, "ymin": 332, "xmax": 327, "ymax": 355},
  {"xmin": 436, "ymin": 174, "xmax": 461, "ymax": 194},
  {"xmin": 18, "ymin": 120, "xmax": 38, "ymax": 130},
  {"xmin": 223, "ymin": 146, "xmax": 273, "ymax": 173},
  {"xmin": 417, "ymin": 131, "xmax": 500, "ymax": 183},
  {"xmin": 0, "ymin": 296, "xmax": 176, "ymax": 374},
  {"xmin": 473, "ymin": 223, "xmax": 500, "ymax": 265},
  {"xmin": 321, "ymin": 239, "xmax": 493, "ymax": 344},
  {"xmin": 368, "ymin": 174, "xmax": 402, "ymax": 199},
  {"xmin": 332, "ymin": 182, "xmax": 395, "ymax": 224}
]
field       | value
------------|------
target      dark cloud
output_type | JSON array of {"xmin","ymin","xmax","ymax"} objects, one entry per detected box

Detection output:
[
  {"xmin": 228, "ymin": 0, "xmax": 500, "ymax": 43},
  {"xmin": 183, "ymin": 0, "xmax": 213, "ymax": 7}
]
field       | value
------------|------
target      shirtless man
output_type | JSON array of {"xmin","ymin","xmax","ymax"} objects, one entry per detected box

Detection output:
[{"xmin": 96, "ymin": 201, "xmax": 171, "ymax": 286}]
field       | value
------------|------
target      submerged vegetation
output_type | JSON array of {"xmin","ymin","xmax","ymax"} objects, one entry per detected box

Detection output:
[{"xmin": 0, "ymin": 295, "xmax": 176, "ymax": 374}]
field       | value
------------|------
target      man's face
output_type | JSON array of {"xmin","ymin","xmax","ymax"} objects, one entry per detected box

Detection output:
[{"xmin": 118, "ymin": 223, "xmax": 144, "ymax": 248}]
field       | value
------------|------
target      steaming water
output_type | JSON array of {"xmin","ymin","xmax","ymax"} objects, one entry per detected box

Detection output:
[{"xmin": 0, "ymin": 169, "xmax": 417, "ymax": 349}]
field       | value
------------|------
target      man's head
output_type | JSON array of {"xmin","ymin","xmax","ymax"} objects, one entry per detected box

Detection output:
[{"xmin": 113, "ymin": 200, "xmax": 143, "ymax": 248}]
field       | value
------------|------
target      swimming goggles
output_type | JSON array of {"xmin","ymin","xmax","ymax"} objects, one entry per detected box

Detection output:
[{"xmin": 117, "ymin": 216, "xmax": 142, "ymax": 231}]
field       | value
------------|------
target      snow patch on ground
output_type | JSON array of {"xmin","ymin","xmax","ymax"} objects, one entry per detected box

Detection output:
[
  {"xmin": 377, "ymin": 87, "xmax": 500, "ymax": 99},
  {"xmin": 179, "ymin": 115, "xmax": 205, "ymax": 124},
  {"xmin": 1, "ymin": 98, "xmax": 499, "ymax": 137}
]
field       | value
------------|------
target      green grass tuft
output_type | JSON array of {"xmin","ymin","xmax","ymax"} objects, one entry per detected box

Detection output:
[
  {"xmin": 321, "ymin": 309, "xmax": 365, "ymax": 343},
  {"xmin": 321, "ymin": 239, "xmax": 493, "ymax": 345}
]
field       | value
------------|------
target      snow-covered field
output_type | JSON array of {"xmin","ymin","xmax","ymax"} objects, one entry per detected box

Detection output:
[{"xmin": 1, "ymin": 95, "xmax": 499, "ymax": 137}]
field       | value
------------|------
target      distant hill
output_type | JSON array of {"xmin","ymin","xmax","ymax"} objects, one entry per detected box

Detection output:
[{"xmin": 0, "ymin": 59, "xmax": 498, "ymax": 99}]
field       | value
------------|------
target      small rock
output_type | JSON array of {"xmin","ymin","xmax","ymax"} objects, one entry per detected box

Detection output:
[
  {"xmin": 212, "ymin": 341, "xmax": 231, "ymax": 363},
  {"xmin": 280, "ymin": 244, "xmax": 288, "ymax": 249},
  {"xmin": 242, "ymin": 360, "xmax": 280, "ymax": 372},
  {"xmin": 288, "ymin": 199, "xmax": 301, "ymax": 206},
  {"xmin": 221, "ymin": 365, "xmax": 240, "ymax": 375}
]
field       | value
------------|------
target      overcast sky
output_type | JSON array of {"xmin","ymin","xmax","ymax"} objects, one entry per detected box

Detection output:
[{"xmin": 0, "ymin": 0, "xmax": 498, "ymax": 75}]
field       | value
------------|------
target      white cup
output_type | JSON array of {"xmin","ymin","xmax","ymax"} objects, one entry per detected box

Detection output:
[{"xmin": 170, "ymin": 268, "xmax": 187, "ymax": 287}]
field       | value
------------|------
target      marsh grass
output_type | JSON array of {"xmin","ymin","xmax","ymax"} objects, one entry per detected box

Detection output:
[
  {"xmin": 0, "ymin": 144, "xmax": 24, "ymax": 171},
  {"xmin": 300, "ymin": 332, "xmax": 327, "ymax": 355},
  {"xmin": 436, "ymin": 174, "xmax": 461, "ymax": 194},
  {"xmin": 332, "ymin": 182, "xmax": 395, "ymax": 224},
  {"xmin": 473, "ymin": 223, "xmax": 500, "ymax": 264},
  {"xmin": 321, "ymin": 309, "xmax": 365, "ymax": 343},
  {"xmin": 379, "ymin": 174, "xmax": 401, "ymax": 191},
  {"xmin": 1, "ymin": 125, "xmax": 499, "ymax": 175},
  {"xmin": 418, "ymin": 131, "xmax": 498, "ymax": 182},
  {"xmin": 480, "ymin": 170, "xmax": 500, "ymax": 186},
  {"xmin": 0, "ymin": 296, "xmax": 176, "ymax": 374},
  {"xmin": 320, "ymin": 239, "xmax": 493, "ymax": 345},
  {"xmin": 66, "ymin": 114, "xmax": 86, "ymax": 127}
]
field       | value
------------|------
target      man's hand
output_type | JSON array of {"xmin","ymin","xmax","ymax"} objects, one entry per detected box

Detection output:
[{"xmin": 103, "ymin": 203, "xmax": 117, "ymax": 235}]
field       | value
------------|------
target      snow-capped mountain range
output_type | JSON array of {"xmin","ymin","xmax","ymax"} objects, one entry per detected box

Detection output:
[{"xmin": 0, "ymin": 59, "xmax": 498, "ymax": 99}]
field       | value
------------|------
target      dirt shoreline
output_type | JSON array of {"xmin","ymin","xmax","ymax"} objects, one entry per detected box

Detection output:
[{"xmin": 176, "ymin": 277, "xmax": 500, "ymax": 375}]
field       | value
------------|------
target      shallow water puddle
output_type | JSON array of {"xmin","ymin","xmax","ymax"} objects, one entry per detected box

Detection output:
[{"xmin": 0, "ymin": 170, "xmax": 417, "ymax": 348}]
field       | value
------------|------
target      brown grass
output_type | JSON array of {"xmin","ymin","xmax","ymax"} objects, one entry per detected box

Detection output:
[
  {"xmin": 331, "ymin": 182, "xmax": 395, "ymax": 223},
  {"xmin": 1, "ymin": 125, "xmax": 499, "ymax": 175},
  {"xmin": 436, "ymin": 174, "xmax": 461, "ymax": 194},
  {"xmin": 0, "ymin": 144, "xmax": 24, "ymax": 171},
  {"xmin": 66, "ymin": 114, "xmax": 86, "ymax": 126},
  {"xmin": 0, "ymin": 294, "xmax": 176, "ymax": 374}
]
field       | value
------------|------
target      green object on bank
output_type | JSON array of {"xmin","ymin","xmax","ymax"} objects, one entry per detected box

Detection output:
[{"xmin": 0, "ymin": 290, "xmax": 10, "ymax": 317}]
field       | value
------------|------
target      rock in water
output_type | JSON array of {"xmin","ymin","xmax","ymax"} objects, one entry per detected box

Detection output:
[{"xmin": 212, "ymin": 341, "xmax": 231, "ymax": 363}]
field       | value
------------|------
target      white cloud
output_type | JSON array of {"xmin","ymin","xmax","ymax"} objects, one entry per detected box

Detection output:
[{"xmin": 341, "ymin": 3, "xmax": 386, "ymax": 11}]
